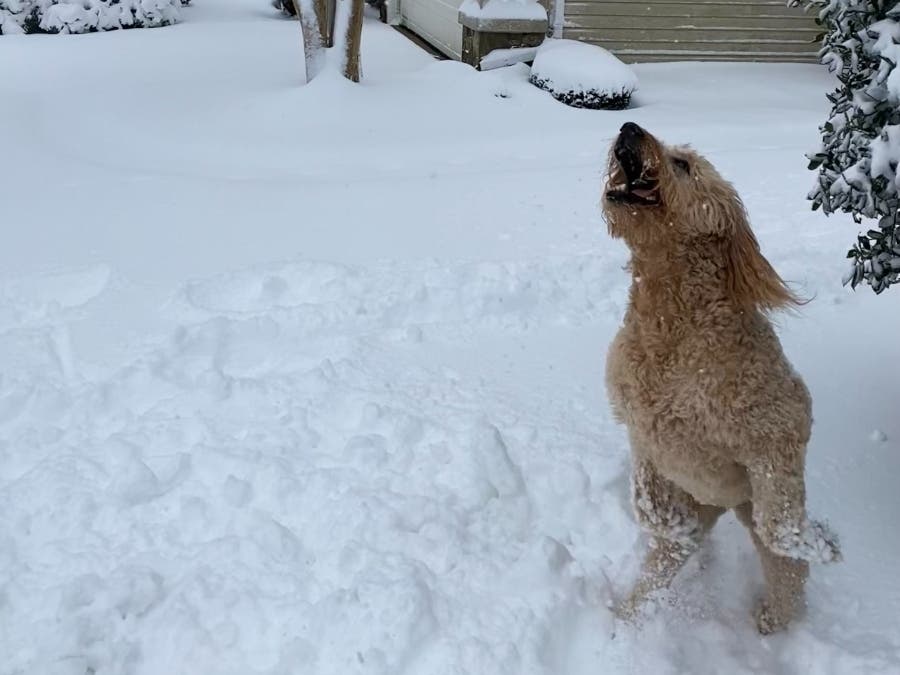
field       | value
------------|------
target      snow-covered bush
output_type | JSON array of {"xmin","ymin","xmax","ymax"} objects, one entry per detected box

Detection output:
[
  {"xmin": 530, "ymin": 39, "xmax": 638, "ymax": 110},
  {"xmin": 798, "ymin": 0, "xmax": 900, "ymax": 292},
  {"xmin": 0, "ymin": 0, "xmax": 188, "ymax": 35}
]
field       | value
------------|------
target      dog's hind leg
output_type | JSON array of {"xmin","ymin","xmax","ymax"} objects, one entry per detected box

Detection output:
[
  {"xmin": 616, "ymin": 460, "xmax": 724, "ymax": 621},
  {"xmin": 735, "ymin": 501, "xmax": 808, "ymax": 634}
]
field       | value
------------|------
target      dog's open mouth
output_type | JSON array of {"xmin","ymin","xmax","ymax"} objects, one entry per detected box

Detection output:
[
  {"xmin": 606, "ymin": 125, "xmax": 661, "ymax": 206},
  {"xmin": 606, "ymin": 176, "xmax": 660, "ymax": 205}
]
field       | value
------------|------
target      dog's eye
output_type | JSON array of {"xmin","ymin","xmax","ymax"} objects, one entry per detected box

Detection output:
[{"xmin": 672, "ymin": 157, "xmax": 690, "ymax": 174}]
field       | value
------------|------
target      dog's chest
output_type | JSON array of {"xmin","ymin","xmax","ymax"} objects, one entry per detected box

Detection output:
[
  {"xmin": 607, "ymin": 315, "xmax": 763, "ymax": 506},
  {"xmin": 608, "ymin": 321, "xmax": 707, "ymax": 414},
  {"xmin": 607, "ymin": 319, "xmax": 743, "ymax": 451},
  {"xmin": 608, "ymin": 325, "xmax": 752, "ymax": 506}
]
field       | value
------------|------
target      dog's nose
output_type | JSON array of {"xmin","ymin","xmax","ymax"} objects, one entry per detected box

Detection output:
[{"xmin": 620, "ymin": 122, "xmax": 644, "ymax": 138}]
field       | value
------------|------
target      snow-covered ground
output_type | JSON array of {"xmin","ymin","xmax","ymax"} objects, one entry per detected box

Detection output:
[{"xmin": 2, "ymin": 2, "xmax": 900, "ymax": 673}]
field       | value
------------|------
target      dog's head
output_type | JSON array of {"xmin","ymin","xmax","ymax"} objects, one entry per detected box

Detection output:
[
  {"xmin": 602, "ymin": 123, "xmax": 799, "ymax": 311},
  {"xmin": 603, "ymin": 123, "xmax": 729, "ymax": 240}
]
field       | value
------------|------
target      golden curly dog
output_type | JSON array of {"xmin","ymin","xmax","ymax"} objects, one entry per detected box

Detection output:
[{"xmin": 602, "ymin": 123, "xmax": 840, "ymax": 634}]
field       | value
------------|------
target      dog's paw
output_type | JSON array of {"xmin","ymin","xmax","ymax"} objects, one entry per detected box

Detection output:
[
  {"xmin": 613, "ymin": 586, "xmax": 674, "ymax": 627},
  {"xmin": 756, "ymin": 600, "xmax": 790, "ymax": 635},
  {"xmin": 806, "ymin": 519, "xmax": 842, "ymax": 563},
  {"xmin": 613, "ymin": 596, "xmax": 641, "ymax": 624},
  {"xmin": 769, "ymin": 519, "xmax": 841, "ymax": 564}
]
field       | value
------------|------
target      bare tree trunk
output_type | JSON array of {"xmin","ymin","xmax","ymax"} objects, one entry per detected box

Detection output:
[
  {"xmin": 316, "ymin": 0, "xmax": 332, "ymax": 46},
  {"xmin": 331, "ymin": 0, "xmax": 364, "ymax": 82},
  {"xmin": 343, "ymin": 0, "xmax": 364, "ymax": 82},
  {"xmin": 295, "ymin": 0, "xmax": 362, "ymax": 84},
  {"xmin": 292, "ymin": 0, "xmax": 328, "ymax": 82}
]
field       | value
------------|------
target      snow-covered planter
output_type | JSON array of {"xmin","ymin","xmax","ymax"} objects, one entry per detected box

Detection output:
[
  {"xmin": 529, "ymin": 39, "xmax": 638, "ymax": 110},
  {"xmin": 0, "ymin": 0, "xmax": 188, "ymax": 35},
  {"xmin": 458, "ymin": 0, "xmax": 546, "ymax": 70}
]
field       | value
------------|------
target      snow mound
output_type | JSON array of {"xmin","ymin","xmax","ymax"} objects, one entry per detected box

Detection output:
[
  {"xmin": 530, "ymin": 39, "xmax": 637, "ymax": 110},
  {"xmin": 0, "ymin": 0, "xmax": 186, "ymax": 35}
]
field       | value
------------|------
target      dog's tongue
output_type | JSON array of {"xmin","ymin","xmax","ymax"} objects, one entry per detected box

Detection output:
[{"xmin": 631, "ymin": 187, "xmax": 657, "ymax": 199}]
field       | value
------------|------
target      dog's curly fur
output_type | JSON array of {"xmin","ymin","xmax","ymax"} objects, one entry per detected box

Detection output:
[{"xmin": 602, "ymin": 124, "xmax": 840, "ymax": 634}]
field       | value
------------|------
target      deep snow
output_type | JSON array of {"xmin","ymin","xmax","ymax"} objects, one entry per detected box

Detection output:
[{"xmin": 2, "ymin": 2, "xmax": 900, "ymax": 674}]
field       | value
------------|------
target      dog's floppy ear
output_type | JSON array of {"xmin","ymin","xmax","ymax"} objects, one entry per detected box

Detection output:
[
  {"xmin": 693, "ymin": 177, "xmax": 800, "ymax": 312},
  {"xmin": 725, "ymin": 216, "xmax": 800, "ymax": 312}
]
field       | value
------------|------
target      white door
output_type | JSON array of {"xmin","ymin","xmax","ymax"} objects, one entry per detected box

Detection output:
[{"xmin": 401, "ymin": 0, "xmax": 465, "ymax": 58}]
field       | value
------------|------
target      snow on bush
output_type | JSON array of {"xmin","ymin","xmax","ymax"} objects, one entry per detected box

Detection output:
[
  {"xmin": 0, "ymin": 0, "xmax": 188, "ymax": 35},
  {"xmin": 529, "ymin": 39, "xmax": 637, "ymax": 110},
  {"xmin": 797, "ymin": 0, "xmax": 900, "ymax": 292}
]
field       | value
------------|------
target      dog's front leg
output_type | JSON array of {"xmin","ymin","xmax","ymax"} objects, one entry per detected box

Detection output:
[
  {"xmin": 746, "ymin": 452, "xmax": 841, "ymax": 565},
  {"xmin": 617, "ymin": 460, "xmax": 724, "ymax": 621}
]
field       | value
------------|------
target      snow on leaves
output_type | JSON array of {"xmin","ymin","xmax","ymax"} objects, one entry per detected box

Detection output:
[
  {"xmin": 798, "ymin": 0, "xmax": 900, "ymax": 292},
  {"xmin": 0, "ymin": 0, "xmax": 187, "ymax": 35}
]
